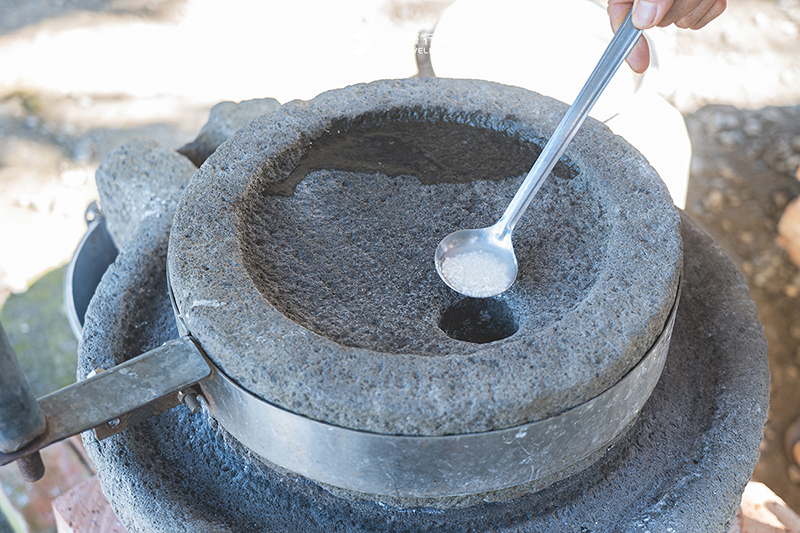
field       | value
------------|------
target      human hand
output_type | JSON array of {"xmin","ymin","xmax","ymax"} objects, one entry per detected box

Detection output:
[{"xmin": 608, "ymin": 0, "xmax": 727, "ymax": 73}]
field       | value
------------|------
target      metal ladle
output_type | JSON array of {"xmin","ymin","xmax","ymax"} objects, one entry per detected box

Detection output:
[{"xmin": 435, "ymin": 11, "xmax": 643, "ymax": 298}]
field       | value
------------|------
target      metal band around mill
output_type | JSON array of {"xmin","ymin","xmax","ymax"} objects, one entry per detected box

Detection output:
[{"xmin": 197, "ymin": 286, "xmax": 680, "ymax": 499}]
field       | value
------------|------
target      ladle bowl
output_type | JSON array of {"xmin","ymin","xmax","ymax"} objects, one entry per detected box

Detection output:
[{"xmin": 434, "ymin": 224, "xmax": 516, "ymax": 298}]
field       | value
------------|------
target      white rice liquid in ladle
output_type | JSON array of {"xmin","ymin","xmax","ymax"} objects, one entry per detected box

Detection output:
[{"xmin": 440, "ymin": 249, "xmax": 514, "ymax": 298}]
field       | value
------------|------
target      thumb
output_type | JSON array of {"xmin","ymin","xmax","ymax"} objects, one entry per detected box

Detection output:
[{"xmin": 632, "ymin": 0, "xmax": 674, "ymax": 29}]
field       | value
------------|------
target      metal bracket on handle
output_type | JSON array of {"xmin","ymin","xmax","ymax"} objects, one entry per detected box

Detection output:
[{"xmin": 0, "ymin": 334, "xmax": 211, "ymax": 477}]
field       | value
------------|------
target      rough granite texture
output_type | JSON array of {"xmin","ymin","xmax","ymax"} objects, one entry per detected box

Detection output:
[
  {"xmin": 178, "ymin": 97, "xmax": 281, "ymax": 167},
  {"xmin": 95, "ymin": 139, "xmax": 197, "ymax": 249},
  {"xmin": 78, "ymin": 210, "xmax": 769, "ymax": 532},
  {"xmin": 168, "ymin": 78, "xmax": 683, "ymax": 436}
]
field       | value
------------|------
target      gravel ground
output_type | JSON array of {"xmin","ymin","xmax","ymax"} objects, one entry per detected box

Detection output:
[
  {"xmin": 684, "ymin": 104, "xmax": 800, "ymax": 511},
  {"xmin": 0, "ymin": 0, "xmax": 799, "ymax": 529}
]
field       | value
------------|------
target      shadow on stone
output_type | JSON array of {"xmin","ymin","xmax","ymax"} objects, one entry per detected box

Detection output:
[{"xmin": 439, "ymin": 297, "xmax": 518, "ymax": 344}]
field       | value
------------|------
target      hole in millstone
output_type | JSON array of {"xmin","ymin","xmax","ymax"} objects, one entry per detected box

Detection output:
[{"xmin": 439, "ymin": 298, "xmax": 518, "ymax": 344}]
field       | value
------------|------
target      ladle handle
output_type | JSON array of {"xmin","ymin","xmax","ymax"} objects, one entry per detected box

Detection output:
[{"xmin": 496, "ymin": 10, "xmax": 643, "ymax": 235}]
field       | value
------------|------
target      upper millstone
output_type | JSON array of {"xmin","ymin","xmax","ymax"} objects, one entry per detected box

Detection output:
[{"xmin": 168, "ymin": 78, "xmax": 683, "ymax": 436}]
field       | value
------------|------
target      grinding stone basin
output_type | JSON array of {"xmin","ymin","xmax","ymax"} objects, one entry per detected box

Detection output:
[
  {"xmin": 77, "ymin": 80, "xmax": 768, "ymax": 532},
  {"xmin": 168, "ymin": 78, "xmax": 682, "ymax": 440}
]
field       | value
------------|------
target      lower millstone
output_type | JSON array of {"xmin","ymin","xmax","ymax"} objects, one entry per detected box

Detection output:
[
  {"xmin": 78, "ymin": 208, "xmax": 768, "ymax": 530},
  {"xmin": 76, "ymin": 80, "xmax": 765, "ymax": 528}
]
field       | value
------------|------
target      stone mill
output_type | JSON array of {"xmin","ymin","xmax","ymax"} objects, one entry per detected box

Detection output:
[{"xmin": 1, "ymin": 77, "xmax": 769, "ymax": 532}]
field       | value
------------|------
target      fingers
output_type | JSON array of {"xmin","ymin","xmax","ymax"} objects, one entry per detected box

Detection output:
[
  {"xmin": 626, "ymin": 36, "xmax": 651, "ymax": 74},
  {"xmin": 678, "ymin": 0, "xmax": 727, "ymax": 29},
  {"xmin": 607, "ymin": 0, "xmax": 726, "ymax": 72},
  {"xmin": 609, "ymin": 0, "xmax": 676, "ymax": 32},
  {"xmin": 608, "ymin": 0, "xmax": 636, "ymax": 32},
  {"xmin": 658, "ymin": 0, "xmax": 727, "ymax": 28},
  {"xmin": 609, "ymin": 0, "xmax": 726, "ymax": 30}
]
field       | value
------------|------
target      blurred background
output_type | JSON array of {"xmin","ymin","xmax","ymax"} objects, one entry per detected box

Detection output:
[{"xmin": 0, "ymin": 0, "xmax": 799, "ymax": 531}]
